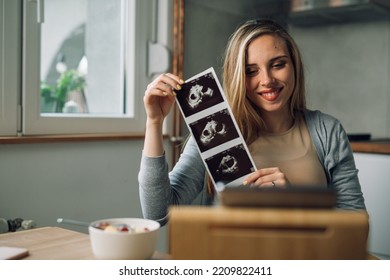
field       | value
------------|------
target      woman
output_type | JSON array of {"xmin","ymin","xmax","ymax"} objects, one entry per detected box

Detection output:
[{"xmin": 139, "ymin": 19, "xmax": 366, "ymax": 225}]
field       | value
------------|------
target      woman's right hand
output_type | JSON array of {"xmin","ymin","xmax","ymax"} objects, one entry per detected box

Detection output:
[
  {"xmin": 243, "ymin": 167, "xmax": 290, "ymax": 188},
  {"xmin": 144, "ymin": 73, "xmax": 184, "ymax": 124}
]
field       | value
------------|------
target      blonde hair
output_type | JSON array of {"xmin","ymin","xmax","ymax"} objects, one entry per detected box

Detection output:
[{"xmin": 223, "ymin": 19, "xmax": 306, "ymax": 145}]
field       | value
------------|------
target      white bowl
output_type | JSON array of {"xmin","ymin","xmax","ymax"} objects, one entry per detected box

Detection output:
[{"xmin": 88, "ymin": 218, "xmax": 160, "ymax": 260}]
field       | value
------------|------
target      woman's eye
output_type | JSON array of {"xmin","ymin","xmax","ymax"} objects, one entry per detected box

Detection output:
[
  {"xmin": 272, "ymin": 61, "xmax": 286, "ymax": 69},
  {"xmin": 245, "ymin": 68, "xmax": 258, "ymax": 76}
]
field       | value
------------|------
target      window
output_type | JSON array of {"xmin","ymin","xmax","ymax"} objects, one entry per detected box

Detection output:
[{"xmin": 0, "ymin": 0, "xmax": 169, "ymax": 136}]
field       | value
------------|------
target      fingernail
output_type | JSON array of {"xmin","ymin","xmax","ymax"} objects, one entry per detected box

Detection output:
[
  {"xmin": 243, "ymin": 180, "xmax": 248, "ymax": 186},
  {"xmin": 179, "ymin": 79, "xmax": 185, "ymax": 84},
  {"xmin": 176, "ymin": 84, "xmax": 182, "ymax": 90},
  {"xmin": 173, "ymin": 91, "xmax": 177, "ymax": 96},
  {"xmin": 163, "ymin": 92, "xmax": 168, "ymax": 96}
]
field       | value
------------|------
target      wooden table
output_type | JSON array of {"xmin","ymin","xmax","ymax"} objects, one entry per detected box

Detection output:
[
  {"xmin": 0, "ymin": 227, "xmax": 95, "ymax": 259},
  {"xmin": 0, "ymin": 225, "xmax": 378, "ymax": 260},
  {"xmin": 0, "ymin": 226, "xmax": 169, "ymax": 260}
]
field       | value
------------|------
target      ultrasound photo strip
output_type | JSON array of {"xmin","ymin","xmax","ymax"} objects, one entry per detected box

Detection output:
[{"xmin": 175, "ymin": 67, "xmax": 257, "ymax": 188}]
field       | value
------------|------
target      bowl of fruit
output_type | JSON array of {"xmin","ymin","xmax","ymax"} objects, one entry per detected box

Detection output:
[{"xmin": 88, "ymin": 218, "xmax": 160, "ymax": 260}]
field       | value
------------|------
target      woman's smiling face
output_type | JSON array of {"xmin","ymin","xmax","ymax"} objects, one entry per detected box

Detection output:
[{"xmin": 245, "ymin": 34, "xmax": 295, "ymax": 114}]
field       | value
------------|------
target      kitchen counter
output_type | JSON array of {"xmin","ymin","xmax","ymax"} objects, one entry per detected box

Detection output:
[{"xmin": 350, "ymin": 141, "xmax": 390, "ymax": 155}]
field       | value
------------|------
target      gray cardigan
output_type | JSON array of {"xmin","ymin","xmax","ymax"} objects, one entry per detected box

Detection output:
[{"xmin": 138, "ymin": 109, "xmax": 366, "ymax": 225}]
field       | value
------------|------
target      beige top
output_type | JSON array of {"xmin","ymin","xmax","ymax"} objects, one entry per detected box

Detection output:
[{"xmin": 249, "ymin": 114, "xmax": 327, "ymax": 187}]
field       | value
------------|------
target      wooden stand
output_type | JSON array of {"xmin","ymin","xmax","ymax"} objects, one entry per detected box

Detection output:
[{"xmin": 168, "ymin": 206, "xmax": 369, "ymax": 260}]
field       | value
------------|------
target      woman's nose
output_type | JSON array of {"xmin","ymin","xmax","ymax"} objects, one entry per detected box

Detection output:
[{"xmin": 260, "ymin": 70, "xmax": 272, "ymax": 86}]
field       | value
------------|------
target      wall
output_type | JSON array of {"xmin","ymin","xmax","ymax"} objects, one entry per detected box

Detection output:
[
  {"xmin": 0, "ymin": 140, "xmax": 171, "ymax": 253},
  {"xmin": 182, "ymin": 0, "xmax": 287, "ymax": 79},
  {"xmin": 290, "ymin": 21, "xmax": 390, "ymax": 139}
]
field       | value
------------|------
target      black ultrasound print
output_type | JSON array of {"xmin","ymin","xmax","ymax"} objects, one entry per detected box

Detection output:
[
  {"xmin": 176, "ymin": 73, "xmax": 224, "ymax": 117},
  {"xmin": 189, "ymin": 109, "xmax": 239, "ymax": 152},
  {"xmin": 205, "ymin": 144, "xmax": 256, "ymax": 185}
]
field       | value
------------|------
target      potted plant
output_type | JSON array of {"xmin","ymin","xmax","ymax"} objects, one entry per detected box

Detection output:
[{"xmin": 41, "ymin": 69, "xmax": 86, "ymax": 113}]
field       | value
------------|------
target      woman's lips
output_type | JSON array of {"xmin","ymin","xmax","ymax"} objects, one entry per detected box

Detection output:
[{"xmin": 259, "ymin": 88, "xmax": 281, "ymax": 102}]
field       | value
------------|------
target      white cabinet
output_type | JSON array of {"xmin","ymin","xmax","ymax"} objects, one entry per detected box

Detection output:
[{"xmin": 354, "ymin": 152, "xmax": 390, "ymax": 259}]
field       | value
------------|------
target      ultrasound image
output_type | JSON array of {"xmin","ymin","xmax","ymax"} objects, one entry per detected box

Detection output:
[
  {"xmin": 205, "ymin": 144, "xmax": 256, "ymax": 185},
  {"xmin": 176, "ymin": 72, "xmax": 224, "ymax": 117},
  {"xmin": 189, "ymin": 109, "xmax": 239, "ymax": 152}
]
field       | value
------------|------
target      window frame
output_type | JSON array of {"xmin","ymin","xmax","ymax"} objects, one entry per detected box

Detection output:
[
  {"xmin": 0, "ymin": 0, "xmax": 20, "ymax": 136},
  {"xmin": 20, "ymin": 0, "xmax": 154, "ymax": 136}
]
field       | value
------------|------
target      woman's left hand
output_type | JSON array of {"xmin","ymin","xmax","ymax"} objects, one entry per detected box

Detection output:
[{"xmin": 243, "ymin": 167, "xmax": 289, "ymax": 188}]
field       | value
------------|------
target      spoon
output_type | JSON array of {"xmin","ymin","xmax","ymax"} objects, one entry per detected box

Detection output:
[
  {"xmin": 57, "ymin": 218, "xmax": 90, "ymax": 227},
  {"xmin": 57, "ymin": 218, "xmax": 136, "ymax": 232}
]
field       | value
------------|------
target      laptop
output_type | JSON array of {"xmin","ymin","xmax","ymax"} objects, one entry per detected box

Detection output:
[{"xmin": 217, "ymin": 185, "xmax": 337, "ymax": 208}]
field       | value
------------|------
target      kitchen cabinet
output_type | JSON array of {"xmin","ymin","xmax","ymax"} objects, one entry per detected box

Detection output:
[{"xmin": 354, "ymin": 152, "xmax": 390, "ymax": 259}]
